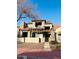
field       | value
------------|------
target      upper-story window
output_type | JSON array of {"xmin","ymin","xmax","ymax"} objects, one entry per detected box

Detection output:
[
  {"xmin": 45, "ymin": 26, "xmax": 50, "ymax": 30},
  {"xmin": 35, "ymin": 22, "xmax": 42, "ymax": 27}
]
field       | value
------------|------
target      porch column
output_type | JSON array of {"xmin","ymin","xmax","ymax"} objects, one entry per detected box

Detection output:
[
  {"xmin": 20, "ymin": 30, "xmax": 22, "ymax": 37},
  {"xmin": 28, "ymin": 31, "xmax": 30, "ymax": 37}
]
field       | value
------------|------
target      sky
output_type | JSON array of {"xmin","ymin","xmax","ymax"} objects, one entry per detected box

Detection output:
[{"xmin": 17, "ymin": 0, "xmax": 61, "ymax": 26}]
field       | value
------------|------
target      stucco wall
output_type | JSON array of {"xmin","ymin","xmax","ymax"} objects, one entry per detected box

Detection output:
[
  {"xmin": 17, "ymin": 37, "xmax": 45, "ymax": 43},
  {"xmin": 57, "ymin": 35, "xmax": 61, "ymax": 43},
  {"xmin": 36, "ymin": 33, "xmax": 45, "ymax": 43},
  {"xmin": 17, "ymin": 38, "xmax": 24, "ymax": 42},
  {"xmin": 25, "ymin": 38, "xmax": 39, "ymax": 43},
  {"xmin": 17, "ymin": 37, "xmax": 40, "ymax": 43},
  {"xmin": 55, "ymin": 27, "xmax": 61, "ymax": 43},
  {"xmin": 28, "ymin": 24, "xmax": 33, "ymax": 28}
]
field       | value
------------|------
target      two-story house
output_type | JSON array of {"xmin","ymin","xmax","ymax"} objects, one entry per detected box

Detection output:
[{"xmin": 17, "ymin": 20, "xmax": 55, "ymax": 43}]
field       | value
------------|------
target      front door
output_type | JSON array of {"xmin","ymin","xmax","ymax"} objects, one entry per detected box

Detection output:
[
  {"xmin": 45, "ymin": 37, "xmax": 48, "ymax": 42},
  {"xmin": 39, "ymin": 38, "xmax": 41, "ymax": 43},
  {"xmin": 44, "ymin": 33, "xmax": 50, "ymax": 42}
]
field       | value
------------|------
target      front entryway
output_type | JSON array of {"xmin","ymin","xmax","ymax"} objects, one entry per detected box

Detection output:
[
  {"xmin": 45, "ymin": 37, "xmax": 48, "ymax": 42},
  {"xmin": 39, "ymin": 38, "xmax": 41, "ymax": 43},
  {"xmin": 45, "ymin": 34, "xmax": 50, "ymax": 42}
]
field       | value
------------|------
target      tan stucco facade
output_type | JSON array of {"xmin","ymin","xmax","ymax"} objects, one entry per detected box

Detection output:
[
  {"xmin": 55, "ymin": 27, "xmax": 61, "ymax": 43},
  {"xmin": 17, "ymin": 20, "xmax": 57, "ymax": 43}
]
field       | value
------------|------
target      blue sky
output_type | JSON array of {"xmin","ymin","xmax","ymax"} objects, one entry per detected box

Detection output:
[{"xmin": 17, "ymin": 0, "xmax": 61, "ymax": 26}]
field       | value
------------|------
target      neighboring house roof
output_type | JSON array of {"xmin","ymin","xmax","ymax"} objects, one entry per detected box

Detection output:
[
  {"xmin": 54, "ymin": 25, "xmax": 61, "ymax": 33},
  {"xmin": 54, "ymin": 25, "xmax": 61, "ymax": 30},
  {"xmin": 55, "ymin": 27, "xmax": 61, "ymax": 33}
]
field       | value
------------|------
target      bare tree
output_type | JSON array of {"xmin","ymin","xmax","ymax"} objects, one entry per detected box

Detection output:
[
  {"xmin": 17, "ymin": 0, "xmax": 26, "ymax": 5},
  {"xmin": 17, "ymin": 0, "xmax": 39, "ymax": 22}
]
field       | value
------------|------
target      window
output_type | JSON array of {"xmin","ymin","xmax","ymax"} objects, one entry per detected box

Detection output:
[
  {"xmin": 32, "ymin": 32, "xmax": 35, "ymax": 37},
  {"xmin": 22, "ymin": 32, "xmax": 28, "ymax": 37},
  {"xmin": 35, "ymin": 22, "xmax": 42, "ymax": 27},
  {"xmin": 45, "ymin": 27, "xmax": 50, "ymax": 30},
  {"xmin": 58, "ymin": 33, "xmax": 61, "ymax": 36}
]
